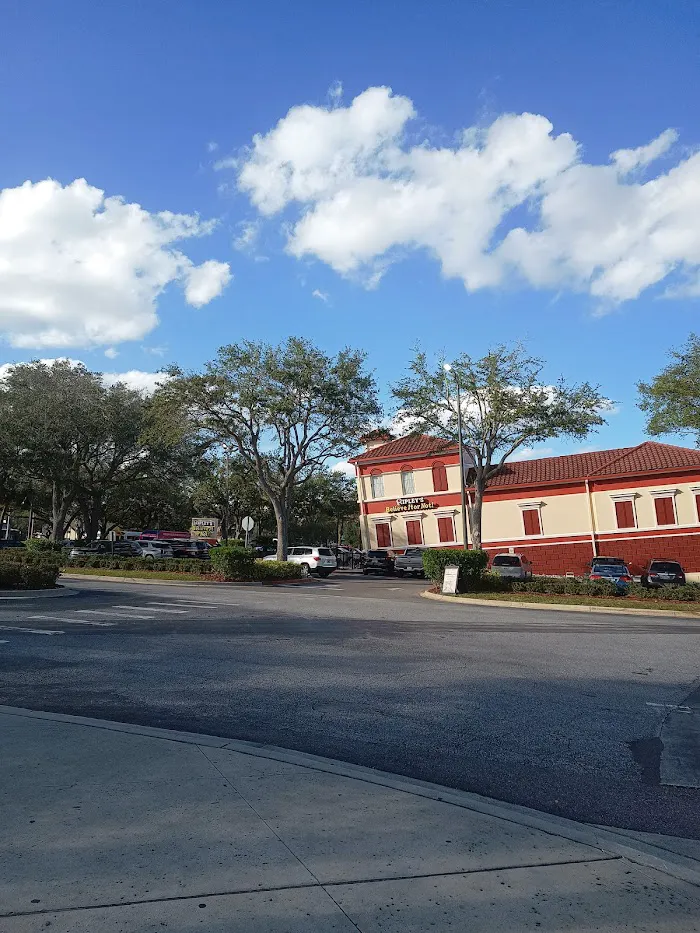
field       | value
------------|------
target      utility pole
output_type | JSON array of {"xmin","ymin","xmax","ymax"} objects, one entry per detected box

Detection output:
[{"xmin": 443, "ymin": 363, "xmax": 470, "ymax": 549}]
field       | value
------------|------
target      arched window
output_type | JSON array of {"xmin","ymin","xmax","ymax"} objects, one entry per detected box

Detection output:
[
  {"xmin": 370, "ymin": 469, "xmax": 384, "ymax": 499},
  {"xmin": 401, "ymin": 468, "xmax": 415, "ymax": 495},
  {"xmin": 432, "ymin": 461, "xmax": 448, "ymax": 492}
]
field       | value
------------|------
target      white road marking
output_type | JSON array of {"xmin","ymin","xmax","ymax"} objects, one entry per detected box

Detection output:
[
  {"xmin": 113, "ymin": 604, "xmax": 187, "ymax": 614},
  {"xmin": 0, "ymin": 639, "xmax": 8, "ymax": 643},
  {"xmin": 75, "ymin": 609, "xmax": 155, "ymax": 620},
  {"xmin": 29, "ymin": 615, "xmax": 116, "ymax": 627},
  {"xmin": 0, "ymin": 625, "xmax": 63, "ymax": 635},
  {"xmin": 148, "ymin": 601, "xmax": 221, "ymax": 608},
  {"xmin": 646, "ymin": 702, "xmax": 693, "ymax": 713}
]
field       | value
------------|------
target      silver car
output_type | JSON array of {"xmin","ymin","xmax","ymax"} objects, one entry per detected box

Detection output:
[
  {"xmin": 394, "ymin": 547, "xmax": 427, "ymax": 577},
  {"xmin": 137, "ymin": 541, "xmax": 175, "ymax": 560},
  {"xmin": 490, "ymin": 553, "xmax": 533, "ymax": 580}
]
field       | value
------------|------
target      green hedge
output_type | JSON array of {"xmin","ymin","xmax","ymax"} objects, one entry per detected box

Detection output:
[
  {"xmin": 65, "ymin": 555, "xmax": 214, "ymax": 574},
  {"xmin": 422, "ymin": 549, "xmax": 489, "ymax": 589},
  {"xmin": 253, "ymin": 560, "xmax": 303, "ymax": 580},
  {"xmin": 24, "ymin": 539, "xmax": 64, "ymax": 554},
  {"xmin": 0, "ymin": 562, "xmax": 59, "ymax": 589},
  {"xmin": 209, "ymin": 545, "xmax": 256, "ymax": 579},
  {"xmin": 510, "ymin": 576, "xmax": 620, "ymax": 597}
]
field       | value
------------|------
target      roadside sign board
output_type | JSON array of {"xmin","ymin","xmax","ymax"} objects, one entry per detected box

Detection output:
[
  {"xmin": 191, "ymin": 517, "xmax": 220, "ymax": 538},
  {"xmin": 442, "ymin": 564, "xmax": 460, "ymax": 595}
]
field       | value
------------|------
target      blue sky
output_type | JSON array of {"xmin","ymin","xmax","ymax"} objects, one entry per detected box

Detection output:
[{"xmin": 1, "ymin": 0, "xmax": 700, "ymax": 459}]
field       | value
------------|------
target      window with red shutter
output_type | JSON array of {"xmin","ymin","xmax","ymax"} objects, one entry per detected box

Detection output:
[
  {"xmin": 522, "ymin": 508, "xmax": 541, "ymax": 536},
  {"xmin": 654, "ymin": 496, "xmax": 676, "ymax": 526},
  {"xmin": 406, "ymin": 520, "xmax": 422, "ymax": 545},
  {"xmin": 437, "ymin": 516, "xmax": 455, "ymax": 543},
  {"xmin": 432, "ymin": 462, "xmax": 448, "ymax": 493},
  {"xmin": 614, "ymin": 500, "xmax": 635, "ymax": 529},
  {"xmin": 376, "ymin": 523, "xmax": 391, "ymax": 548},
  {"xmin": 696, "ymin": 494, "xmax": 700, "ymax": 523}
]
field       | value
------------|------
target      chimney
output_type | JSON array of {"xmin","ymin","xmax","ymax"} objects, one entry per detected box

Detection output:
[{"xmin": 360, "ymin": 429, "xmax": 394, "ymax": 451}]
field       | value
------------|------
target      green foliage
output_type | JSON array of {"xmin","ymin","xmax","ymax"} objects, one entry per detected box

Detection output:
[
  {"xmin": 0, "ymin": 561, "xmax": 59, "ymax": 589},
  {"xmin": 0, "ymin": 550, "xmax": 64, "ymax": 568},
  {"xmin": 510, "ymin": 576, "xmax": 620, "ymax": 597},
  {"xmin": 209, "ymin": 544, "xmax": 256, "ymax": 579},
  {"xmin": 422, "ymin": 548, "xmax": 489, "ymax": 587},
  {"xmin": 638, "ymin": 334, "xmax": 700, "ymax": 440},
  {"xmin": 253, "ymin": 560, "xmax": 303, "ymax": 580},
  {"xmin": 627, "ymin": 582, "xmax": 700, "ymax": 602},
  {"xmin": 24, "ymin": 538, "xmax": 62, "ymax": 553},
  {"xmin": 65, "ymin": 556, "xmax": 215, "ymax": 574}
]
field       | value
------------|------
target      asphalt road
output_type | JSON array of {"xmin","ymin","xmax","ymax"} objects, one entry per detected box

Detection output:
[{"xmin": 1, "ymin": 573, "xmax": 699, "ymax": 838}]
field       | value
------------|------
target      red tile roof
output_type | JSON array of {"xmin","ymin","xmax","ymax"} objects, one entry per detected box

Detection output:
[
  {"xmin": 350, "ymin": 433, "xmax": 457, "ymax": 463},
  {"xmin": 485, "ymin": 441, "xmax": 700, "ymax": 489},
  {"xmin": 351, "ymin": 434, "xmax": 700, "ymax": 485}
]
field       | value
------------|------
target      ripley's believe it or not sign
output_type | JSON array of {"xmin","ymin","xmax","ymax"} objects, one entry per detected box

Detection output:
[{"xmin": 386, "ymin": 496, "xmax": 437, "ymax": 514}]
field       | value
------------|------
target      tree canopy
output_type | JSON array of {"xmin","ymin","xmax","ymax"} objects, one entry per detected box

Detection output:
[
  {"xmin": 638, "ymin": 334, "xmax": 700, "ymax": 441},
  {"xmin": 392, "ymin": 344, "xmax": 609, "ymax": 548}
]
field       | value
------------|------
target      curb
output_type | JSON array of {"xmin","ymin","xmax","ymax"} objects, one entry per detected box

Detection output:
[
  {"xmin": 0, "ymin": 586, "xmax": 78, "ymax": 600},
  {"xmin": 1, "ymin": 704, "xmax": 698, "ymax": 889},
  {"xmin": 421, "ymin": 589, "xmax": 700, "ymax": 619},
  {"xmin": 59, "ymin": 573, "xmax": 313, "ymax": 588}
]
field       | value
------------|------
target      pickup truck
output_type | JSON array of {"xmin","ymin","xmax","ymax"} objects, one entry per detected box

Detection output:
[{"xmin": 394, "ymin": 546, "xmax": 427, "ymax": 577}]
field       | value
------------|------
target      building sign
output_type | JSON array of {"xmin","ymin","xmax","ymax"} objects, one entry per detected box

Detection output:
[
  {"xmin": 386, "ymin": 496, "xmax": 436, "ymax": 514},
  {"xmin": 190, "ymin": 517, "xmax": 220, "ymax": 538}
]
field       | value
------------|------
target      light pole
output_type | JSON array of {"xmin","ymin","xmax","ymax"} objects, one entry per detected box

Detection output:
[{"xmin": 443, "ymin": 363, "xmax": 470, "ymax": 549}]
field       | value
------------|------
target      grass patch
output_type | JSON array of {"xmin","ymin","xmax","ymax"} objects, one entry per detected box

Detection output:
[
  {"xmin": 451, "ymin": 591, "xmax": 700, "ymax": 614},
  {"xmin": 62, "ymin": 568, "xmax": 218, "ymax": 582}
]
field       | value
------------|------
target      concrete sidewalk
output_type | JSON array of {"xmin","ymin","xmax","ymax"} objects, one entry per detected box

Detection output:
[{"xmin": 2, "ymin": 708, "xmax": 699, "ymax": 932}]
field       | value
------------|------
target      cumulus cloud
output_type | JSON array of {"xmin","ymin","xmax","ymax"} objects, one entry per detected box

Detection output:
[
  {"xmin": 0, "ymin": 178, "xmax": 232, "ymax": 349},
  {"xmin": 331, "ymin": 460, "xmax": 355, "ymax": 479},
  {"xmin": 311, "ymin": 289, "xmax": 329, "ymax": 303},
  {"xmin": 0, "ymin": 358, "xmax": 166, "ymax": 395},
  {"xmin": 235, "ymin": 86, "xmax": 700, "ymax": 304},
  {"xmin": 233, "ymin": 219, "xmax": 260, "ymax": 252},
  {"xmin": 104, "ymin": 347, "xmax": 119, "ymax": 359}
]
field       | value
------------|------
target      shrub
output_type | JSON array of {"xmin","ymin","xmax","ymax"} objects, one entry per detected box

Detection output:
[
  {"xmin": 510, "ymin": 576, "xmax": 620, "ymax": 597},
  {"xmin": 209, "ymin": 545, "xmax": 256, "ymax": 580},
  {"xmin": 24, "ymin": 538, "xmax": 63, "ymax": 554},
  {"xmin": 422, "ymin": 549, "xmax": 489, "ymax": 589},
  {"xmin": 0, "ymin": 561, "xmax": 58, "ymax": 589},
  {"xmin": 253, "ymin": 560, "xmax": 303, "ymax": 581},
  {"xmin": 627, "ymin": 582, "xmax": 700, "ymax": 602},
  {"xmin": 64, "ymin": 556, "xmax": 215, "ymax": 575}
]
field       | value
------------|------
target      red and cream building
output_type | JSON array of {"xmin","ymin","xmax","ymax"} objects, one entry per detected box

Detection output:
[{"xmin": 349, "ymin": 433, "xmax": 700, "ymax": 578}]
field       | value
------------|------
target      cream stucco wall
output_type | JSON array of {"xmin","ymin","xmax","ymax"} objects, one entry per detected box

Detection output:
[
  {"xmin": 359, "ymin": 463, "xmax": 461, "ymax": 506},
  {"xmin": 481, "ymin": 492, "xmax": 591, "ymax": 542},
  {"xmin": 592, "ymin": 482, "xmax": 699, "ymax": 533}
]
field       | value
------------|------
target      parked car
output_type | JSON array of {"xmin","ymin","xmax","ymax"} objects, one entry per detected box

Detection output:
[
  {"xmin": 588, "ymin": 562, "xmax": 633, "ymax": 590},
  {"xmin": 264, "ymin": 546, "xmax": 337, "ymax": 577},
  {"xmin": 394, "ymin": 547, "xmax": 426, "ymax": 577},
  {"xmin": 0, "ymin": 539, "xmax": 24, "ymax": 549},
  {"xmin": 170, "ymin": 539, "xmax": 211, "ymax": 559},
  {"xmin": 641, "ymin": 559, "xmax": 686, "ymax": 588},
  {"xmin": 490, "ymin": 553, "xmax": 533, "ymax": 580},
  {"xmin": 136, "ymin": 541, "xmax": 175, "ymax": 560},
  {"xmin": 590, "ymin": 556, "xmax": 625, "ymax": 573},
  {"xmin": 69, "ymin": 541, "xmax": 141, "ymax": 558},
  {"xmin": 362, "ymin": 549, "xmax": 395, "ymax": 576}
]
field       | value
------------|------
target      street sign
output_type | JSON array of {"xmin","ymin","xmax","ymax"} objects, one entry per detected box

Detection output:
[
  {"xmin": 241, "ymin": 516, "xmax": 255, "ymax": 531},
  {"xmin": 441, "ymin": 565, "xmax": 459, "ymax": 595}
]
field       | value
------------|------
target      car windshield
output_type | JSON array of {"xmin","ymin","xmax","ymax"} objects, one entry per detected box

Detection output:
[
  {"xmin": 368, "ymin": 550, "xmax": 387, "ymax": 558},
  {"xmin": 650, "ymin": 562, "xmax": 682, "ymax": 573},
  {"xmin": 492, "ymin": 556, "xmax": 521, "ymax": 567},
  {"xmin": 595, "ymin": 565, "xmax": 629, "ymax": 576}
]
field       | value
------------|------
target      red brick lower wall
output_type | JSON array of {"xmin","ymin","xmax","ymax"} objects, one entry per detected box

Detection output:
[{"xmin": 483, "ymin": 533, "xmax": 700, "ymax": 577}]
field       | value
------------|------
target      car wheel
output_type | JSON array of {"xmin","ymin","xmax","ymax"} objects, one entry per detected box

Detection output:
[
  {"xmin": 362, "ymin": 568, "xmax": 369, "ymax": 575},
  {"xmin": 318, "ymin": 570, "xmax": 330, "ymax": 578},
  {"xmin": 396, "ymin": 569, "xmax": 404, "ymax": 577},
  {"xmin": 300, "ymin": 563, "xmax": 311, "ymax": 577},
  {"xmin": 144, "ymin": 554, "xmax": 154, "ymax": 560}
]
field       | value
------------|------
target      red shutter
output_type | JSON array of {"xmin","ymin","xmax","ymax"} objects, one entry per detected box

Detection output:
[
  {"xmin": 437, "ymin": 516, "xmax": 455, "ymax": 543},
  {"xmin": 696, "ymin": 494, "xmax": 700, "ymax": 523},
  {"xmin": 522, "ymin": 508, "xmax": 541, "ymax": 536},
  {"xmin": 376, "ymin": 523, "xmax": 391, "ymax": 548},
  {"xmin": 654, "ymin": 496, "xmax": 676, "ymax": 526},
  {"xmin": 406, "ymin": 520, "xmax": 422, "ymax": 545},
  {"xmin": 614, "ymin": 500, "xmax": 635, "ymax": 529},
  {"xmin": 432, "ymin": 462, "xmax": 448, "ymax": 492}
]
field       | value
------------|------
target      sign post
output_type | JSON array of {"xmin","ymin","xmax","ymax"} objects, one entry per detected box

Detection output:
[
  {"xmin": 241, "ymin": 515, "xmax": 255, "ymax": 548},
  {"xmin": 441, "ymin": 564, "xmax": 460, "ymax": 595}
]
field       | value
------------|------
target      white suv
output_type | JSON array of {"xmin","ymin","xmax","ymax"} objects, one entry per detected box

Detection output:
[{"xmin": 265, "ymin": 546, "xmax": 337, "ymax": 577}]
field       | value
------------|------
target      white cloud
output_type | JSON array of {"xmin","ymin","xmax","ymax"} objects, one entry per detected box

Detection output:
[
  {"xmin": 233, "ymin": 219, "xmax": 260, "ymax": 252},
  {"xmin": 141, "ymin": 344, "xmax": 167, "ymax": 357},
  {"xmin": 0, "ymin": 358, "xmax": 165, "ymax": 395},
  {"xmin": 104, "ymin": 347, "xmax": 119, "ymax": 359},
  {"xmin": 183, "ymin": 259, "xmax": 232, "ymax": 307},
  {"xmin": 236, "ymin": 86, "xmax": 700, "ymax": 304},
  {"xmin": 511, "ymin": 446, "xmax": 556, "ymax": 461},
  {"xmin": 331, "ymin": 460, "xmax": 355, "ymax": 478},
  {"xmin": 0, "ymin": 178, "xmax": 232, "ymax": 349},
  {"xmin": 101, "ymin": 369, "xmax": 168, "ymax": 395},
  {"xmin": 207, "ymin": 141, "xmax": 219, "ymax": 153},
  {"xmin": 312, "ymin": 289, "xmax": 329, "ymax": 303}
]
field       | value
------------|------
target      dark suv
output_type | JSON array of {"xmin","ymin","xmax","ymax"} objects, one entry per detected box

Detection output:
[
  {"xmin": 641, "ymin": 560, "xmax": 686, "ymax": 588},
  {"xmin": 362, "ymin": 549, "xmax": 395, "ymax": 576}
]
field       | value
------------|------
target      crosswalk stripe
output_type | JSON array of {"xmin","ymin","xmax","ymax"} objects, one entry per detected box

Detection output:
[
  {"xmin": 0, "ymin": 625, "xmax": 63, "ymax": 635},
  {"xmin": 147, "ymin": 601, "xmax": 222, "ymax": 609},
  {"xmin": 75, "ymin": 609, "xmax": 155, "ymax": 620},
  {"xmin": 29, "ymin": 615, "xmax": 116, "ymax": 627},
  {"xmin": 113, "ymin": 604, "xmax": 187, "ymax": 614}
]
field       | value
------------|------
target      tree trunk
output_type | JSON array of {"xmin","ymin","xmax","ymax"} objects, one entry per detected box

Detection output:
[
  {"xmin": 272, "ymin": 498, "xmax": 288, "ymax": 561},
  {"xmin": 469, "ymin": 474, "xmax": 485, "ymax": 551},
  {"xmin": 51, "ymin": 482, "xmax": 71, "ymax": 542}
]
